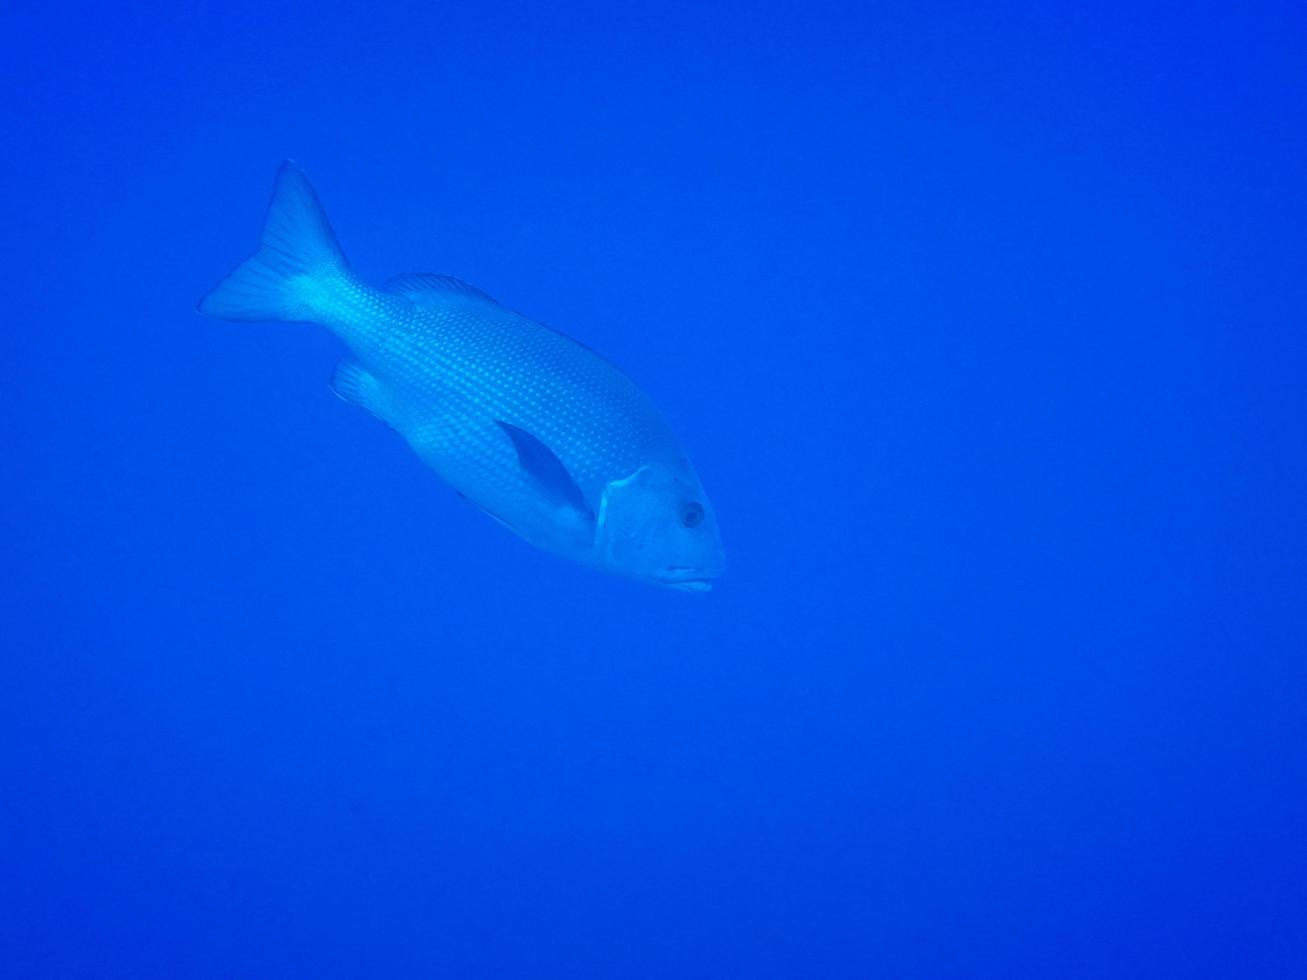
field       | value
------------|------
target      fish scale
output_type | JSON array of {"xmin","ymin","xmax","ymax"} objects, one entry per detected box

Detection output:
[{"xmin": 337, "ymin": 287, "xmax": 669, "ymax": 485}]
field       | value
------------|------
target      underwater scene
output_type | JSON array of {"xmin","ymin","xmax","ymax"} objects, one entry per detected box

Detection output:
[{"xmin": 4, "ymin": 2, "xmax": 1305, "ymax": 976}]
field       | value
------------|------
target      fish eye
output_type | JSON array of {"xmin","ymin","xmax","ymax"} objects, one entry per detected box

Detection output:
[{"xmin": 680, "ymin": 502, "xmax": 704, "ymax": 528}]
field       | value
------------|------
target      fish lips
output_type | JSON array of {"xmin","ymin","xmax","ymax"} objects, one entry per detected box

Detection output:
[
  {"xmin": 668, "ymin": 580, "xmax": 714, "ymax": 593},
  {"xmin": 658, "ymin": 567, "xmax": 721, "ymax": 593}
]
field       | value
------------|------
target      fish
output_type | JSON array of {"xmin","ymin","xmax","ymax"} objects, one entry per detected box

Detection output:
[{"xmin": 199, "ymin": 162, "xmax": 725, "ymax": 591}]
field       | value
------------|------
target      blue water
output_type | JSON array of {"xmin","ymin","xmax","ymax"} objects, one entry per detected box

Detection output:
[{"xmin": 4, "ymin": 3, "xmax": 1305, "ymax": 976}]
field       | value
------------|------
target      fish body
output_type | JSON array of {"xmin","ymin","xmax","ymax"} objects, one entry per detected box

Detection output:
[{"xmin": 200, "ymin": 163, "xmax": 724, "ymax": 590}]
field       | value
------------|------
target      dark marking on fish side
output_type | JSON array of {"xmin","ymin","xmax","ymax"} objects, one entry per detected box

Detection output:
[{"xmin": 494, "ymin": 420, "xmax": 592, "ymax": 520}]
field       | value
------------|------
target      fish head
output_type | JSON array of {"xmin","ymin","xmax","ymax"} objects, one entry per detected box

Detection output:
[{"xmin": 595, "ymin": 461, "xmax": 725, "ymax": 591}]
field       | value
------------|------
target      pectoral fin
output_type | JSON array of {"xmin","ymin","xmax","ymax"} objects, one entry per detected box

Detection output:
[{"xmin": 495, "ymin": 421, "xmax": 592, "ymax": 520}]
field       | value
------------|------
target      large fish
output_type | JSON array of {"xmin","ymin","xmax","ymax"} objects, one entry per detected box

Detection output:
[{"xmin": 200, "ymin": 163, "xmax": 725, "ymax": 591}]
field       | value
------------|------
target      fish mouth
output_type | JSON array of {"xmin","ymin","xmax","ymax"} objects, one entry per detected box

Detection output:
[
  {"xmin": 659, "ymin": 567, "xmax": 719, "ymax": 592},
  {"xmin": 666, "ymin": 578, "xmax": 713, "ymax": 593}
]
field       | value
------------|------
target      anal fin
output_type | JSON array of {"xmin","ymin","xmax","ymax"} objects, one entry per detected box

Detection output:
[{"xmin": 330, "ymin": 360, "xmax": 394, "ymax": 428}]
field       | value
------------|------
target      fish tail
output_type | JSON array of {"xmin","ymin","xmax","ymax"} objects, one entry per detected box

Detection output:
[{"xmin": 198, "ymin": 161, "xmax": 349, "ymax": 323}]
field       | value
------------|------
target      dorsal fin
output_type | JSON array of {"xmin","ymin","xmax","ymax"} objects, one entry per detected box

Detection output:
[
  {"xmin": 385, "ymin": 272, "xmax": 498, "ymax": 308},
  {"xmin": 495, "ymin": 420, "xmax": 591, "ymax": 519}
]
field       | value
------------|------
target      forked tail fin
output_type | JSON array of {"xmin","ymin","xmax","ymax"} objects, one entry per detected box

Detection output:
[{"xmin": 198, "ymin": 161, "xmax": 348, "ymax": 322}]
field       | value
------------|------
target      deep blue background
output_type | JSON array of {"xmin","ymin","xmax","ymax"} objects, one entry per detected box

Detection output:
[{"xmin": 3, "ymin": 2, "xmax": 1305, "ymax": 976}]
